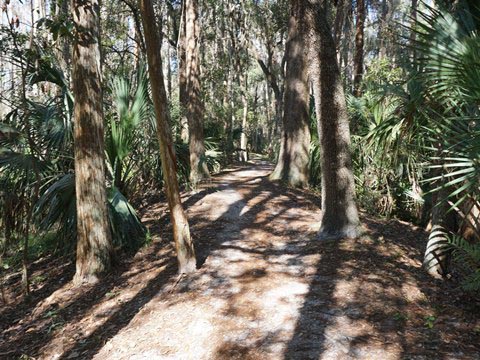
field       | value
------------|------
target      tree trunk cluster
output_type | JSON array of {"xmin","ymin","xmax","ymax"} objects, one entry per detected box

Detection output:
[{"xmin": 272, "ymin": 0, "xmax": 360, "ymax": 238}]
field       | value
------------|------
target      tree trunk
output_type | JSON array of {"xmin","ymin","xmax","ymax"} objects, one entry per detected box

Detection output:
[
  {"xmin": 333, "ymin": 0, "xmax": 345, "ymax": 50},
  {"xmin": 270, "ymin": 0, "xmax": 310, "ymax": 188},
  {"xmin": 239, "ymin": 73, "xmax": 248, "ymax": 162},
  {"xmin": 57, "ymin": 0, "xmax": 70, "ymax": 84},
  {"xmin": 226, "ymin": 69, "xmax": 235, "ymax": 160},
  {"xmin": 166, "ymin": 41, "xmax": 172, "ymax": 101},
  {"xmin": 424, "ymin": 188, "xmax": 453, "ymax": 278},
  {"xmin": 140, "ymin": 0, "xmax": 196, "ymax": 274},
  {"xmin": 410, "ymin": 0, "xmax": 418, "ymax": 61},
  {"xmin": 353, "ymin": 0, "xmax": 365, "ymax": 96},
  {"xmin": 71, "ymin": 0, "xmax": 112, "ymax": 285},
  {"xmin": 185, "ymin": 0, "xmax": 210, "ymax": 185},
  {"xmin": 339, "ymin": 2, "xmax": 353, "ymax": 80},
  {"xmin": 255, "ymin": 56, "xmax": 283, "ymax": 143},
  {"xmin": 379, "ymin": 0, "xmax": 388, "ymax": 58},
  {"xmin": 305, "ymin": 0, "xmax": 360, "ymax": 239},
  {"xmin": 178, "ymin": 0, "xmax": 189, "ymax": 143}
]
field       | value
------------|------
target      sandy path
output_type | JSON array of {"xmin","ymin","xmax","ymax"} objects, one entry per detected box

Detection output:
[
  {"xmin": 94, "ymin": 161, "xmax": 325, "ymax": 359},
  {"xmin": 7, "ymin": 160, "xmax": 477, "ymax": 359},
  {"xmin": 91, "ymin": 161, "xmax": 479, "ymax": 359}
]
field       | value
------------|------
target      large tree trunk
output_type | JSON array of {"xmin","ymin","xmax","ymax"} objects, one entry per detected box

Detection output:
[
  {"xmin": 305, "ymin": 0, "xmax": 360, "ymax": 239},
  {"xmin": 140, "ymin": 0, "xmax": 196, "ymax": 274},
  {"xmin": 353, "ymin": 0, "xmax": 365, "ymax": 96},
  {"xmin": 270, "ymin": 0, "xmax": 310, "ymax": 188},
  {"xmin": 71, "ymin": 0, "xmax": 112, "ymax": 285},
  {"xmin": 185, "ymin": 0, "xmax": 210, "ymax": 185}
]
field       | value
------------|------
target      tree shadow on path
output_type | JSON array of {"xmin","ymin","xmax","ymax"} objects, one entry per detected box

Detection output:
[{"xmin": 284, "ymin": 217, "xmax": 480, "ymax": 359}]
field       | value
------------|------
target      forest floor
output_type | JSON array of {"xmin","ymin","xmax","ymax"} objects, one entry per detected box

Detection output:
[{"xmin": 1, "ymin": 158, "xmax": 480, "ymax": 359}]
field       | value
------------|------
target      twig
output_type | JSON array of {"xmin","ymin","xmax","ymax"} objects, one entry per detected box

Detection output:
[{"xmin": 168, "ymin": 273, "xmax": 186, "ymax": 293}]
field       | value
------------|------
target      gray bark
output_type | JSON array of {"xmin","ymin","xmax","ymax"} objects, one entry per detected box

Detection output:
[
  {"xmin": 185, "ymin": 0, "xmax": 210, "ymax": 185},
  {"xmin": 270, "ymin": 0, "xmax": 311, "ymax": 188},
  {"xmin": 305, "ymin": 0, "xmax": 360, "ymax": 239}
]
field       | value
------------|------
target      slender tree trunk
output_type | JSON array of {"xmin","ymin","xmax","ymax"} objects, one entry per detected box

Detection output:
[
  {"xmin": 270, "ymin": 0, "xmax": 310, "ymax": 188},
  {"xmin": 333, "ymin": 0, "xmax": 345, "ymax": 49},
  {"xmin": 306, "ymin": 0, "xmax": 360, "ymax": 239},
  {"xmin": 239, "ymin": 73, "xmax": 248, "ymax": 162},
  {"xmin": 379, "ymin": 0, "xmax": 388, "ymax": 58},
  {"xmin": 255, "ymin": 57, "xmax": 283, "ymax": 143},
  {"xmin": 53, "ymin": 0, "xmax": 70, "ymax": 100},
  {"xmin": 264, "ymin": 83, "xmax": 271, "ymax": 135},
  {"xmin": 339, "ymin": 2, "xmax": 352, "ymax": 79},
  {"xmin": 226, "ymin": 69, "xmax": 235, "ymax": 160},
  {"xmin": 71, "ymin": 0, "xmax": 112, "ymax": 285},
  {"xmin": 353, "ymin": 0, "xmax": 365, "ymax": 96},
  {"xmin": 178, "ymin": 0, "xmax": 189, "ymax": 143},
  {"xmin": 140, "ymin": 0, "xmax": 196, "ymax": 273},
  {"xmin": 410, "ymin": 0, "xmax": 418, "ymax": 61},
  {"xmin": 185, "ymin": 0, "xmax": 209, "ymax": 185},
  {"xmin": 166, "ymin": 42, "xmax": 172, "ymax": 101},
  {"xmin": 59, "ymin": 0, "xmax": 70, "ymax": 84}
]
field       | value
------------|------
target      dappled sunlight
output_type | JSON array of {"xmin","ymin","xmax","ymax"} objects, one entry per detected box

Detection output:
[
  {"xmin": 88, "ymin": 161, "xmax": 325, "ymax": 359},
  {"xmin": 3, "ymin": 161, "xmax": 479, "ymax": 359},
  {"xmin": 0, "ymin": 240, "xmax": 177, "ymax": 359},
  {"xmin": 2, "ymin": 0, "xmax": 480, "ymax": 357}
]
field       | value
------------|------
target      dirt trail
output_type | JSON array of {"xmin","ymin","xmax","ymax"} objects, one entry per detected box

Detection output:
[{"xmin": 2, "ymin": 160, "xmax": 479, "ymax": 359}]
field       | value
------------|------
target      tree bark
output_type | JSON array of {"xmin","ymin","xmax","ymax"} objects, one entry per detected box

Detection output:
[
  {"xmin": 57, "ymin": 0, "xmax": 70, "ymax": 85},
  {"xmin": 270, "ymin": 0, "xmax": 311, "ymax": 188},
  {"xmin": 71, "ymin": 0, "xmax": 112, "ymax": 285},
  {"xmin": 178, "ymin": 0, "xmax": 189, "ymax": 143},
  {"xmin": 339, "ymin": 2, "xmax": 353, "ymax": 80},
  {"xmin": 185, "ymin": 0, "xmax": 210, "ymax": 185},
  {"xmin": 353, "ymin": 0, "xmax": 365, "ymax": 96},
  {"xmin": 305, "ymin": 0, "xmax": 360, "ymax": 239},
  {"xmin": 410, "ymin": 0, "xmax": 418, "ymax": 61},
  {"xmin": 379, "ymin": 0, "xmax": 387, "ymax": 58},
  {"xmin": 140, "ymin": 0, "xmax": 196, "ymax": 274},
  {"xmin": 333, "ymin": 0, "xmax": 345, "ymax": 50},
  {"xmin": 239, "ymin": 73, "xmax": 248, "ymax": 162}
]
